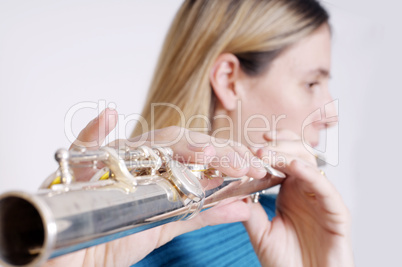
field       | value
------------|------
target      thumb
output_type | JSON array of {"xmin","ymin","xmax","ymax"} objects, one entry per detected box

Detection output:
[
  {"xmin": 242, "ymin": 198, "xmax": 272, "ymax": 252},
  {"xmin": 70, "ymin": 108, "xmax": 118, "ymax": 151},
  {"xmin": 155, "ymin": 198, "xmax": 251, "ymax": 248}
]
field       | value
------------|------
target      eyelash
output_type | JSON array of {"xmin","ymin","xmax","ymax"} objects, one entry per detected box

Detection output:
[{"xmin": 306, "ymin": 81, "xmax": 320, "ymax": 90}]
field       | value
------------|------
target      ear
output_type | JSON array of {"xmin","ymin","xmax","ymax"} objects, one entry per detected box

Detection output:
[{"xmin": 210, "ymin": 53, "xmax": 242, "ymax": 111}]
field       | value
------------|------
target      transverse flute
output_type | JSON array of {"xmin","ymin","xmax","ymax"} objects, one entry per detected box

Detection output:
[{"xmin": 0, "ymin": 146, "xmax": 285, "ymax": 267}]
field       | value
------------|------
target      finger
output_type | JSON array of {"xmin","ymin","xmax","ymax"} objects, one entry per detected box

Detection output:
[
  {"xmin": 125, "ymin": 127, "xmax": 266, "ymax": 179},
  {"xmin": 256, "ymin": 143, "xmax": 317, "ymax": 166},
  {"xmin": 121, "ymin": 127, "xmax": 218, "ymax": 164},
  {"xmin": 286, "ymin": 160, "xmax": 349, "ymax": 216},
  {"xmin": 177, "ymin": 131, "xmax": 266, "ymax": 178},
  {"xmin": 69, "ymin": 108, "xmax": 118, "ymax": 181},
  {"xmin": 111, "ymin": 135, "xmax": 218, "ymax": 169},
  {"xmin": 45, "ymin": 251, "xmax": 86, "ymax": 267},
  {"xmin": 222, "ymin": 139, "xmax": 267, "ymax": 179},
  {"xmin": 263, "ymin": 129, "xmax": 300, "ymax": 142},
  {"xmin": 70, "ymin": 108, "xmax": 118, "ymax": 150},
  {"xmin": 256, "ymin": 148, "xmax": 309, "ymax": 173},
  {"xmin": 170, "ymin": 129, "xmax": 216, "ymax": 164}
]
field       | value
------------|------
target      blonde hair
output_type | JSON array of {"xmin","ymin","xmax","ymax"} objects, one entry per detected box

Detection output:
[{"xmin": 132, "ymin": 0, "xmax": 328, "ymax": 137}]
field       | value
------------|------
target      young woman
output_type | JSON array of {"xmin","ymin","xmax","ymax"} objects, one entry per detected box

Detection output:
[{"xmin": 47, "ymin": 0, "xmax": 354, "ymax": 266}]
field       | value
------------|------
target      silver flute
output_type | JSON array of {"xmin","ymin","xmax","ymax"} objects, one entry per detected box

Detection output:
[{"xmin": 0, "ymin": 146, "xmax": 285, "ymax": 267}]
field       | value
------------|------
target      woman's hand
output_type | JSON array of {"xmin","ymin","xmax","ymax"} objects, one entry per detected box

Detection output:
[
  {"xmin": 243, "ymin": 130, "xmax": 354, "ymax": 267},
  {"xmin": 45, "ymin": 110, "xmax": 267, "ymax": 267}
]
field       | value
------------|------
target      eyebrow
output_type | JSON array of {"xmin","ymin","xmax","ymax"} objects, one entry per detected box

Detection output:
[{"xmin": 307, "ymin": 68, "xmax": 331, "ymax": 79}]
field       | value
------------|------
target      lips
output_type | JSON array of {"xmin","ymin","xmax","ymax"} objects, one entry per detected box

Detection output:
[
  {"xmin": 305, "ymin": 138, "xmax": 319, "ymax": 148},
  {"xmin": 310, "ymin": 141, "xmax": 319, "ymax": 148}
]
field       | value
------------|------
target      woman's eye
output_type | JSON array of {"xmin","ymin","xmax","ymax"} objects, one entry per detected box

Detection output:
[{"xmin": 306, "ymin": 81, "xmax": 320, "ymax": 91}]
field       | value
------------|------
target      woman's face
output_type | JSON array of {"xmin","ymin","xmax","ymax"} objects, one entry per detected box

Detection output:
[{"xmin": 237, "ymin": 24, "xmax": 336, "ymax": 147}]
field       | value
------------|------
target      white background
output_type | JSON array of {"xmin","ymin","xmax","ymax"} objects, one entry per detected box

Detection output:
[{"xmin": 0, "ymin": 1, "xmax": 401, "ymax": 266}]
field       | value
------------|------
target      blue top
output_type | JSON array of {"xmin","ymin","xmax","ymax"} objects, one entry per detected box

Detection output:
[{"xmin": 133, "ymin": 194, "xmax": 277, "ymax": 267}]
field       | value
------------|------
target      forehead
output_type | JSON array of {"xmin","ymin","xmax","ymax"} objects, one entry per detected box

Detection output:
[{"xmin": 271, "ymin": 24, "xmax": 332, "ymax": 77}]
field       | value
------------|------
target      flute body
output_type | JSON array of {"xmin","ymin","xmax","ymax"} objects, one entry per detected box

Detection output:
[{"xmin": 0, "ymin": 147, "xmax": 283, "ymax": 267}]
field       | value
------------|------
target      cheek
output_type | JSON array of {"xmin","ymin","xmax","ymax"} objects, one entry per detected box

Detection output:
[
  {"xmin": 238, "ymin": 91, "xmax": 283, "ymax": 145},
  {"xmin": 274, "ymin": 109, "xmax": 306, "ymax": 135},
  {"xmin": 278, "ymin": 100, "xmax": 324, "ymax": 146},
  {"xmin": 273, "ymin": 100, "xmax": 321, "ymax": 137},
  {"xmin": 239, "ymin": 79, "xmax": 322, "ymax": 142}
]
